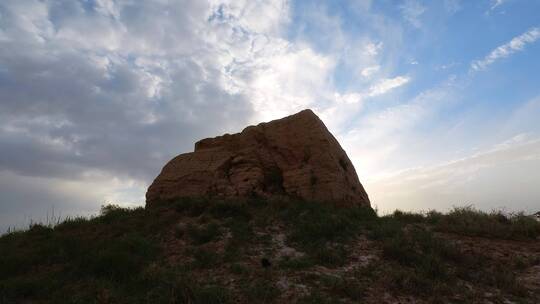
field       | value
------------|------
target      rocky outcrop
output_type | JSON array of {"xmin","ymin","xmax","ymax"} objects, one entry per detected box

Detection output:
[{"xmin": 146, "ymin": 109, "xmax": 370, "ymax": 207}]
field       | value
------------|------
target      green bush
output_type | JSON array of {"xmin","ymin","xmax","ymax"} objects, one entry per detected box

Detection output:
[
  {"xmin": 209, "ymin": 200, "xmax": 251, "ymax": 220},
  {"xmin": 246, "ymin": 279, "xmax": 280, "ymax": 303},
  {"xmin": 77, "ymin": 234, "xmax": 157, "ymax": 280},
  {"xmin": 278, "ymin": 256, "xmax": 314, "ymax": 270},
  {"xmin": 193, "ymin": 285, "xmax": 231, "ymax": 304},
  {"xmin": 187, "ymin": 222, "xmax": 221, "ymax": 245},
  {"xmin": 319, "ymin": 274, "xmax": 366, "ymax": 300},
  {"xmin": 172, "ymin": 197, "xmax": 210, "ymax": 217},
  {"xmin": 190, "ymin": 248, "xmax": 219, "ymax": 269},
  {"xmin": 285, "ymin": 202, "xmax": 375, "ymax": 247},
  {"xmin": 391, "ymin": 210, "xmax": 425, "ymax": 223},
  {"xmin": 312, "ymin": 245, "xmax": 348, "ymax": 267},
  {"xmin": 230, "ymin": 263, "xmax": 249, "ymax": 275},
  {"xmin": 226, "ymin": 218, "xmax": 253, "ymax": 243},
  {"xmin": 434, "ymin": 206, "xmax": 540, "ymax": 239}
]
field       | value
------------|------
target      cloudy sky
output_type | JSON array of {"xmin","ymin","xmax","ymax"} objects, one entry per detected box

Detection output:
[{"xmin": 1, "ymin": 0, "xmax": 539, "ymax": 231}]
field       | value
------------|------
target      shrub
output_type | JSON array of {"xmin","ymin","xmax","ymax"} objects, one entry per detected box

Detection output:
[
  {"xmin": 278, "ymin": 256, "xmax": 314, "ymax": 270},
  {"xmin": 319, "ymin": 274, "xmax": 366, "ymax": 300},
  {"xmin": 312, "ymin": 245, "xmax": 348, "ymax": 267},
  {"xmin": 190, "ymin": 248, "xmax": 219, "ymax": 269},
  {"xmin": 209, "ymin": 200, "xmax": 251, "ymax": 220},
  {"xmin": 387, "ymin": 267, "xmax": 436, "ymax": 296},
  {"xmin": 173, "ymin": 197, "xmax": 210, "ymax": 217},
  {"xmin": 226, "ymin": 218, "xmax": 253, "ymax": 243},
  {"xmin": 286, "ymin": 202, "xmax": 375, "ymax": 247},
  {"xmin": 54, "ymin": 216, "xmax": 89, "ymax": 231},
  {"xmin": 391, "ymin": 210, "xmax": 425, "ymax": 223},
  {"xmin": 434, "ymin": 206, "xmax": 540, "ymax": 239},
  {"xmin": 246, "ymin": 280, "xmax": 280, "ymax": 303},
  {"xmin": 77, "ymin": 234, "xmax": 157, "ymax": 280},
  {"xmin": 230, "ymin": 263, "xmax": 249, "ymax": 275},
  {"xmin": 369, "ymin": 217, "xmax": 402, "ymax": 240},
  {"xmin": 187, "ymin": 222, "xmax": 221, "ymax": 245},
  {"xmin": 193, "ymin": 285, "xmax": 231, "ymax": 304}
]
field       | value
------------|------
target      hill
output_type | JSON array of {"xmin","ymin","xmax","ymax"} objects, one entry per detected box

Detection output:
[{"xmin": 1, "ymin": 199, "xmax": 539, "ymax": 303}]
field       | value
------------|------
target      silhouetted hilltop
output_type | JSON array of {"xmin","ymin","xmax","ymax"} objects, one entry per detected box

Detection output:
[{"xmin": 1, "ymin": 199, "xmax": 539, "ymax": 303}]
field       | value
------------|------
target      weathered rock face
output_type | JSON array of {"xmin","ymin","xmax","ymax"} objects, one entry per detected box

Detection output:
[{"xmin": 146, "ymin": 109, "xmax": 370, "ymax": 207}]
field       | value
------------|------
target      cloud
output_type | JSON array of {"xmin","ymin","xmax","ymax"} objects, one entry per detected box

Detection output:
[
  {"xmin": 400, "ymin": 0, "xmax": 426, "ymax": 28},
  {"xmin": 0, "ymin": 169, "xmax": 145, "ymax": 232},
  {"xmin": 444, "ymin": 0, "xmax": 462, "ymax": 14},
  {"xmin": 0, "ymin": 0, "xmax": 309, "ymax": 223},
  {"xmin": 367, "ymin": 137, "xmax": 540, "ymax": 214},
  {"xmin": 489, "ymin": 0, "xmax": 508, "ymax": 11},
  {"xmin": 6, "ymin": 0, "xmax": 537, "ymax": 230},
  {"xmin": 361, "ymin": 65, "xmax": 380, "ymax": 77},
  {"xmin": 471, "ymin": 27, "xmax": 540, "ymax": 71},
  {"xmin": 364, "ymin": 41, "xmax": 383, "ymax": 56},
  {"xmin": 368, "ymin": 76, "xmax": 410, "ymax": 96},
  {"xmin": 436, "ymin": 62, "xmax": 459, "ymax": 70},
  {"xmin": 340, "ymin": 78, "xmax": 458, "ymax": 183},
  {"xmin": 4, "ymin": 0, "xmax": 393, "ymax": 227}
]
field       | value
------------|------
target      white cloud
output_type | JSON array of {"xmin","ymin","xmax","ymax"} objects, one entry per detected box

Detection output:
[
  {"xmin": 367, "ymin": 138, "xmax": 540, "ymax": 214},
  {"xmin": 364, "ymin": 41, "xmax": 383, "ymax": 56},
  {"xmin": 400, "ymin": 0, "xmax": 426, "ymax": 28},
  {"xmin": 0, "ymin": 0, "xmax": 304, "ymax": 221},
  {"xmin": 489, "ymin": 0, "xmax": 507, "ymax": 11},
  {"xmin": 361, "ymin": 65, "xmax": 380, "ymax": 77},
  {"xmin": 471, "ymin": 27, "xmax": 540, "ymax": 71},
  {"xmin": 0, "ymin": 169, "xmax": 145, "ymax": 232},
  {"xmin": 444, "ymin": 0, "xmax": 462, "ymax": 14},
  {"xmin": 6, "ymin": 0, "xmax": 406, "ymax": 228},
  {"xmin": 338, "ymin": 76, "xmax": 459, "ymax": 185},
  {"xmin": 436, "ymin": 62, "xmax": 459, "ymax": 70},
  {"xmin": 241, "ymin": 44, "xmax": 336, "ymax": 122},
  {"xmin": 368, "ymin": 76, "xmax": 410, "ymax": 96}
]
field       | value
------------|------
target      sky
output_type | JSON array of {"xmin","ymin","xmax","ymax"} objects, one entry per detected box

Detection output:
[{"xmin": 1, "ymin": 0, "xmax": 540, "ymax": 231}]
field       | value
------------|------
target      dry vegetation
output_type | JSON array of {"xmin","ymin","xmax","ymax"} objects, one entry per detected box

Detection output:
[{"xmin": 1, "ymin": 199, "xmax": 539, "ymax": 303}]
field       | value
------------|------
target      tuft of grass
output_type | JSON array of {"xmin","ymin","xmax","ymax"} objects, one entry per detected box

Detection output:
[
  {"xmin": 230, "ymin": 263, "xmax": 249, "ymax": 275},
  {"xmin": 172, "ymin": 197, "xmax": 210, "ymax": 217},
  {"xmin": 77, "ymin": 233, "xmax": 157, "ymax": 280},
  {"xmin": 432, "ymin": 206, "xmax": 540, "ymax": 240},
  {"xmin": 187, "ymin": 222, "xmax": 221, "ymax": 245},
  {"xmin": 319, "ymin": 274, "xmax": 366, "ymax": 301},
  {"xmin": 209, "ymin": 200, "xmax": 251, "ymax": 220},
  {"xmin": 299, "ymin": 292, "xmax": 333, "ymax": 304},
  {"xmin": 246, "ymin": 279, "xmax": 280, "ymax": 303},
  {"xmin": 226, "ymin": 218, "xmax": 253, "ymax": 243},
  {"xmin": 281, "ymin": 201, "xmax": 376, "ymax": 247},
  {"xmin": 190, "ymin": 247, "xmax": 220, "ymax": 269},
  {"xmin": 387, "ymin": 266, "xmax": 437, "ymax": 296},
  {"xmin": 390, "ymin": 210, "xmax": 426, "ymax": 223},
  {"xmin": 142, "ymin": 265, "xmax": 232, "ymax": 304},
  {"xmin": 193, "ymin": 285, "xmax": 231, "ymax": 304},
  {"xmin": 312, "ymin": 245, "xmax": 348, "ymax": 267},
  {"xmin": 278, "ymin": 256, "xmax": 314, "ymax": 270}
]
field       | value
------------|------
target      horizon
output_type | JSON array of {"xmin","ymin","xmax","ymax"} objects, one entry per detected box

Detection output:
[{"xmin": 1, "ymin": 0, "xmax": 540, "ymax": 232}]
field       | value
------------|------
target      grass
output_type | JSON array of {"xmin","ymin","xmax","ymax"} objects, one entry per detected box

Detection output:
[
  {"xmin": 319, "ymin": 274, "xmax": 366, "ymax": 301},
  {"xmin": 190, "ymin": 247, "xmax": 220, "ymax": 269},
  {"xmin": 381, "ymin": 206, "xmax": 540, "ymax": 240},
  {"xmin": 1, "ymin": 198, "xmax": 539, "ymax": 303},
  {"xmin": 431, "ymin": 206, "xmax": 540, "ymax": 239},
  {"xmin": 278, "ymin": 256, "xmax": 315, "ymax": 270},
  {"xmin": 187, "ymin": 222, "xmax": 222, "ymax": 245},
  {"xmin": 245, "ymin": 279, "xmax": 280, "ymax": 303},
  {"xmin": 0, "ymin": 205, "xmax": 168, "ymax": 303},
  {"xmin": 367, "ymin": 210, "xmax": 538, "ymax": 299}
]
